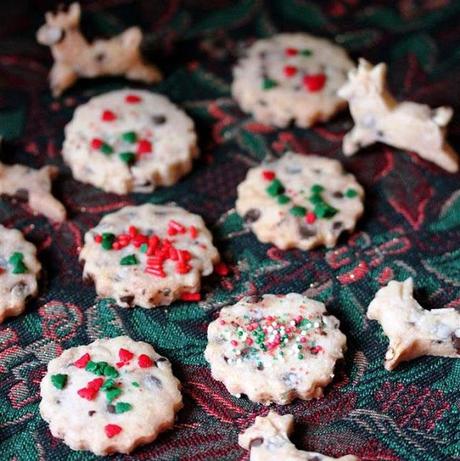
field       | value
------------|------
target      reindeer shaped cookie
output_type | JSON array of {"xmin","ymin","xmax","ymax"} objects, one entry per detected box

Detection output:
[
  {"xmin": 338, "ymin": 59, "xmax": 458, "ymax": 172},
  {"xmin": 239, "ymin": 411, "xmax": 358, "ymax": 461},
  {"xmin": 36, "ymin": 3, "xmax": 162, "ymax": 97}
]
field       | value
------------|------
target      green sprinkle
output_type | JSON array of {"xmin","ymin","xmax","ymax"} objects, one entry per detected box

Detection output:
[
  {"xmin": 85, "ymin": 361, "xmax": 99, "ymax": 374},
  {"xmin": 100, "ymin": 143, "xmax": 113, "ymax": 155},
  {"xmin": 119, "ymin": 152, "xmax": 136, "ymax": 165},
  {"xmin": 314, "ymin": 202, "xmax": 338, "ymax": 219},
  {"xmin": 103, "ymin": 364, "xmax": 119, "ymax": 378},
  {"xmin": 311, "ymin": 184, "xmax": 324, "ymax": 194},
  {"xmin": 120, "ymin": 254, "xmax": 138, "ymax": 266},
  {"xmin": 9, "ymin": 252, "xmax": 24, "ymax": 265},
  {"xmin": 140, "ymin": 243, "xmax": 148, "ymax": 254},
  {"xmin": 132, "ymin": 381, "xmax": 140, "ymax": 388},
  {"xmin": 121, "ymin": 131, "xmax": 137, "ymax": 143},
  {"xmin": 266, "ymin": 179, "xmax": 285, "ymax": 197},
  {"xmin": 298, "ymin": 353, "xmax": 304, "ymax": 360},
  {"xmin": 262, "ymin": 78, "xmax": 278, "ymax": 90},
  {"xmin": 289, "ymin": 206, "xmax": 307, "ymax": 217},
  {"xmin": 301, "ymin": 49, "xmax": 312, "ymax": 57},
  {"xmin": 86, "ymin": 361, "xmax": 119, "ymax": 378},
  {"xmin": 115, "ymin": 402, "xmax": 132, "ymax": 414},
  {"xmin": 309, "ymin": 193, "xmax": 323, "ymax": 205},
  {"xmin": 101, "ymin": 233, "xmax": 115, "ymax": 250},
  {"xmin": 102, "ymin": 379, "xmax": 115, "ymax": 391},
  {"xmin": 277, "ymin": 194, "xmax": 290, "ymax": 205},
  {"xmin": 51, "ymin": 374, "xmax": 68, "ymax": 390},
  {"xmin": 105, "ymin": 387, "xmax": 122, "ymax": 402},
  {"xmin": 12, "ymin": 261, "xmax": 27, "ymax": 274},
  {"xmin": 345, "ymin": 188, "xmax": 358, "ymax": 198}
]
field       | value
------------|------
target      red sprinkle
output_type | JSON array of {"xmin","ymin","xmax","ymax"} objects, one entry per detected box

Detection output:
[
  {"xmin": 77, "ymin": 378, "xmax": 103, "ymax": 401},
  {"xmin": 305, "ymin": 211, "xmax": 317, "ymax": 224},
  {"xmin": 137, "ymin": 139, "xmax": 152, "ymax": 154},
  {"xmin": 91, "ymin": 138, "xmax": 103, "ymax": 150},
  {"xmin": 230, "ymin": 340, "xmax": 238, "ymax": 347},
  {"xmin": 87, "ymin": 378, "xmax": 104, "ymax": 390},
  {"xmin": 93, "ymin": 234, "xmax": 102, "ymax": 243},
  {"xmin": 119, "ymin": 348, "xmax": 134, "ymax": 363},
  {"xmin": 125, "ymin": 94, "xmax": 142, "ymax": 104},
  {"xmin": 105, "ymin": 424, "xmax": 122, "ymax": 438},
  {"xmin": 74, "ymin": 353, "xmax": 91, "ymax": 368},
  {"xmin": 262, "ymin": 170, "xmax": 276, "ymax": 181},
  {"xmin": 101, "ymin": 110, "xmax": 117, "ymax": 122},
  {"xmin": 180, "ymin": 292, "xmax": 201, "ymax": 302},
  {"xmin": 128, "ymin": 226, "xmax": 138, "ymax": 237},
  {"xmin": 303, "ymin": 74, "xmax": 326, "ymax": 92},
  {"xmin": 144, "ymin": 267, "xmax": 166, "ymax": 277},
  {"xmin": 189, "ymin": 226, "xmax": 198, "ymax": 239},
  {"xmin": 215, "ymin": 262, "xmax": 229, "ymax": 276},
  {"xmin": 138, "ymin": 354, "xmax": 154, "ymax": 368},
  {"xmin": 283, "ymin": 65, "xmax": 298, "ymax": 77},
  {"xmin": 285, "ymin": 47, "xmax": 298, "ymax": 56}
]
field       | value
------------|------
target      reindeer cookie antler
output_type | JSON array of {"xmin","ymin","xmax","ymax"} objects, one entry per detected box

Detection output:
[
  {"xmin": 367, "ymin": 278, "xmax": 460, "ymax": 371},
  {"xmin": 338, "ymin": 59, "xmax": 458, "ymax": 172},
  {"xmin": 36, "ymin": 3, "xmax": 162, "ymax": 96},
  {"xmin": 239, "ymin": 411, "xmax": 358, "ymax": 461}
]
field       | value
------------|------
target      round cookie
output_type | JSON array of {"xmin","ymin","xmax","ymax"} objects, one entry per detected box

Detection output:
[
  {"xmin": 63, "ymin": 89, "xmax": 198, "ymax": 194},
  {"xmin": 0, "ymin": 225, "xmax": 41, "ymax": 323},
  {"xmin": 40, "ymin": 336, "xmax": 182, "ymax": 455},
  {"xmin": 204, "ymin": 293, "xmax": 347, "ymax": 405},
  {"xmin": 80, "ymin": 204, "xmax": 220, "ymax": 308},
  {"xmin": 236, "ymin": 152, "xmax": 364, "ymax": 250},
  {"xmin": 232, "ymin": 33, "xmax": 354, "ymax": 127}
]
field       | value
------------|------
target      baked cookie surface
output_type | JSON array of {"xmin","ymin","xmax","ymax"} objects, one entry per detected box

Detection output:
[
  {"xmin": 39, "ymin": 336, "xmax": 183, "ymax": 455},
  {"xmin": 236, "ymin": 152, "xmax": 364, "ymax": 250},
  {"xmin": 63, "ymin": 89, "xmax": 198, "ymax": 194},
  {"xmin": 0, "ymin": 225, "xmax": 41, "ymax": 323},
  {"xmin": 205, "ymin": 293, "xmax": 347, "ymax": 405},
  {"xmin": 232, "ymin": 33, "xmax": 354, "ymax": 127},
  {"xmin": 80, "ymin": 204, "xmax": 220, "ymax": 308}
]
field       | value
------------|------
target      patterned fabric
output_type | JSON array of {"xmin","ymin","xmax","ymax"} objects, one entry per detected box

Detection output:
[{"xmin": 0, "ymin": 1, "xmax": 459, "ymax": 460}]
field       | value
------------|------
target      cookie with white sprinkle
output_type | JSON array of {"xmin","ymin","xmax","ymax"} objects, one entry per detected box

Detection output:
[
  {"xmin": 236, "ymin": 152, "xmax": 364, "ymax": 250},
  {"xmin": 63, "ymin": 89, "xmax": 198, "ymax": 194},
  {"xmin": 232, "ymin": 33, "xmax": 354, "ymax": 127},
  {"xmin": 0, "ymin": 225, "xmax": 41, "ymax": 323},
  {"xmin": 40, "ymin": 336, "xmax": 182, "ymax": 455},
  {"xmin": 204, "ymin": 293, "xmax": 347, "ymax": 405},
  {"xmin": 80, "ymin": 204, "xmax": 220, "ymax": 308}
]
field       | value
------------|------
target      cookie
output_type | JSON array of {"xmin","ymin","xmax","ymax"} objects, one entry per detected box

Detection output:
[
  {"xmin": 236, "ymin": 152, "xmax": 364, "ymax": 250},
  {"xmin": 40, "ymin": 336, "xmax": 182, "ymax": 455},
  {"xmin": 0, "ymin": 225, "xmax": 41, "ymax": 323},
  {"xmin": 232, "ymin": 33, "xmax": 354, "ymax": 127},
  {"xmin": 338, "ymin": 58, "xmax": 458, "ymax": 172},
  {"xmin": 367, "ymin": 278, "xmax": 460, "ymax": 371},
  {"xmin": 205, "ymin": 293, "xmax": 347, "ymax": 405},
  {"xmin": 63, "ymin": 89, "xmax": 198, "ymax": 194},
  {"xmin": 80, "ymin": 204, "xmax": 220, "ymax": 308},
  {"xmin": 0, "ymin": 162, "xmax": 66, "ymax": 222},
  {"xmin": 239, "ymin": 411, "xmax": 359, "ymax": 461},
  {"xmin": 37, "ymin": 3, "xmax": 162, "ymax": 97}
]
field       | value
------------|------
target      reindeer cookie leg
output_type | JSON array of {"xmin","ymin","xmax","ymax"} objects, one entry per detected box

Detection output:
[
  {"xmin": 49, "ymin": 62, "xmax": 78, "ymax": 97},
  {"xmin": 239, "ymin": 411, "xmax": 359, "ymax": 461},
  {"xmin": 343, "ymin": 126, "xmax": 376, "ymax": 156},
  {"xmin": 367, "ymin": 278, "xmax": 460, "ymax": 371}
]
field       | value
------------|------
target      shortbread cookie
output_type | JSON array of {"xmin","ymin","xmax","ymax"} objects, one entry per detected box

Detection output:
[
  {"xmin": 37, "ymin": 3, "xmax": 162, "ymax": 97},
  {"xmin": 367, "ymin": 278, "xmax": 460, "ymax": 371},
  {"xmin": 232, "ymin": 33, "xmax": 354, "ymax": 127},
  {"xmin": 63, "ymin": 89, "xmax": 197, "ymax": 194},
  {"xmin": 80, "ymin": 204, "xmax": 220, "ymax": 308},
  {"xmin": 0, "ymin": 162, "xmax": 66, "ymax": 222},
  {"xmin": 205, "ymin": 293, "xmax": 347, "ymax": 405},
  {"xmin": 236, "ymin": 152, "xmax": 364, "ymax": 250},
  {"xmin": 338, "ymin": 59, "xmax": 458, "ymax": 172},
  {"xmin": 40, "ymin": 336, "xmax": 182, "ymax": 455},
  {"xmin": 239, "ymin": 411, "xmax": 359, "ymax": 461},
  {"xmin": 0, "ymin": 225, "xmax": 41, "ymax": 323}
]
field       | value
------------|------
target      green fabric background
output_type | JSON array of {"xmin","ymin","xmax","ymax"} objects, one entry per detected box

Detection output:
[{"xmin": 0, "ymin": 1, "xmax": 459, "ymax": 460}]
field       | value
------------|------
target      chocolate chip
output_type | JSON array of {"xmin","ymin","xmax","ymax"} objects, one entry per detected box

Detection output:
[
  {"xmin": 152, "ymin": 115, "xmax": 167, "ymax": 124},
  {"xmin": 258, "ymin": 100, "xmax": 268, "ymax": 106},
  {"xmin": 256, "ymin": 362, "xmax": 264, "ymax": 371},
  {"xmin": 12, "ymin": 282, "xmax": 27, "ymax": 297},
  {"xmin": 333, "ymin": 191, "xmax": 343, "ymax": 199},
  {"xmin": 377, "ymin": 130, "xmax": 384, "ymax": 138},
  {"xmin": 88, "ymin": 410, "xmax": 96, "ymax": 416},
  {"xmin": 249, "ymin": 437, "xmax": 264, "ymax": 448},
  {"xmin": 452, "ymin": 333, "xmax": 460, "ymax": 354},
  {"xmin": 144, "ymin": 375, "xmax": 162, "ymax": 389},
  {"xmin": 107, "ymin": 405, "xmax": 115, "ymax": 414},
  {"xmin": 299, "ymin": 224, "xmax": 316, "ymax": 239},
  {"xmin": 244, "ymin": 208, "xmax": 261, "ymax": 224},
  {"xmin": 223, "ymin": 356, "xmax": 229, "ymax": 363},
  {"xmin": 120, "ymin": 295, "xmax": 134, "ymax": 306},
  {"xmin": 163, "ymin": 288, "xmax": 171, "ymax": 296},
  {"xmin": 95, "ymin": 52, "xmax": 105, "ymax": 62},
  {"xmin": 15, "ymin": 189, "xmax": 29, "ymax": 201},
  {"xmin": 313, "ymin": 168, "xmax": 322, "ymax": 174},
  {"xmin": 333, "ymin": 221, "xmax": 343, "ymax": 230},
  {"xmin": 157, "ymin": 357, "xmax": 168, "ymax": 362}
]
